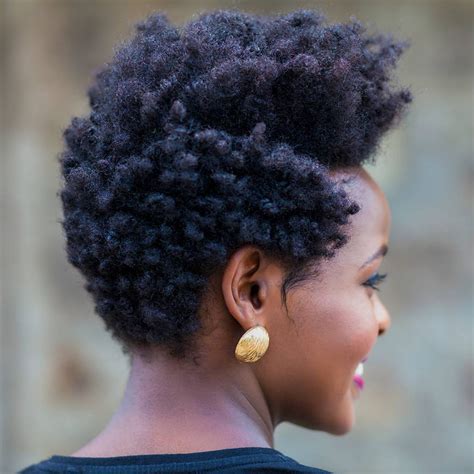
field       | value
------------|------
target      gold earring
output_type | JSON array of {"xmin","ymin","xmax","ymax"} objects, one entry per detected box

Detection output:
[{"xmin": 234, "ymin": 324, "xmax": 270, "ymax": 363}]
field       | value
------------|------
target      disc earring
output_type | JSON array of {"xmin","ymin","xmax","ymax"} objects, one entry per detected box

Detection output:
[{"xmin": 234, "ymin": 324, "xmax": 270, "ymax": 363}]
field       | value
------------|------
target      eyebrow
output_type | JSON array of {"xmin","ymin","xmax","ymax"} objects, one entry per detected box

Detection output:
[{"xmin": 359, "ymin": 244, "xmax": 389, "ymax": 269}]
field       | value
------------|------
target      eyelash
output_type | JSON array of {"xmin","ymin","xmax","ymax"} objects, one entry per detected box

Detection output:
[{"xmin": 363, "ymin": 272, "xmax": 388, "ymax": 291}]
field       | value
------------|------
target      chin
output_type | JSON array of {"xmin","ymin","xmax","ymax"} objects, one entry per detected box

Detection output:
[
  {"xmin": 323, "ymin": 389, "xmax": 356, "ymax": 436},
  {"xmin": 295, "ymin": 390, "xmax": 355, "ymax": 435},
  {"xmin": 326, "ymin": 416, "xmax": 354, "ymax": 435}
]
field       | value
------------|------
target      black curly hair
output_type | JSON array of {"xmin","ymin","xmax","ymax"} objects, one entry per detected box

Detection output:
[{"xmin": 59, "ymin": 8, "xmax": 412, "ymax": 360}]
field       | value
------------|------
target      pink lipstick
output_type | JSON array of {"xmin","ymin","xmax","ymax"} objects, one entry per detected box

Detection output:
[{"xmin": 353, "ymin": 358, "xmax": 367, "ymax": 390}]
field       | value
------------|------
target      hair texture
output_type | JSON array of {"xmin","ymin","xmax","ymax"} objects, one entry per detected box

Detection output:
[{"xmin": 59, "ymin": 8, "xmax": 412, "ymax": 360}]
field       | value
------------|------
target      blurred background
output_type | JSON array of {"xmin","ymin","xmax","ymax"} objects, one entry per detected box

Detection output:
[{"xmin": 1, "ymin": 1, "xmax": 472, "ymax": 473}]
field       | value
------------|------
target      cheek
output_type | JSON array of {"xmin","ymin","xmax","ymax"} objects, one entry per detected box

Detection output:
[
  {"xmin": 270, "ymin": 289, "xmax": 377, "ymax": 428},
  {"xmin": 301, "ymin": 292, "xmax": 375, "ymax": 352},
  {"xmin": 292, "ymin": 291, "xmax": 377, "ymax": 392}
]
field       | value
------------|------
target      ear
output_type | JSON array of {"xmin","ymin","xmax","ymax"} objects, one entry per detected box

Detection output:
[{"xmin": 221, "ymin": 245, "xmax": 270, "ymax": 332}]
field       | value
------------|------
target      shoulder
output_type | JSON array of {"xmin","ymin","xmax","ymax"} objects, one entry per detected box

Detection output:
[
  {"xmin": 17, "ymin": 449, "xmax": 333, "ymax": 474},
  {"xmin": 227, "ymin": 453, "xmax": 333, "ymax": 473}
]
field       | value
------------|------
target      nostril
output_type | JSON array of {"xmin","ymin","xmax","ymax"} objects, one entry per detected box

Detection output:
[{"xmin": 378, "ymin": 327, "xmax": 386, "ymax": 336}]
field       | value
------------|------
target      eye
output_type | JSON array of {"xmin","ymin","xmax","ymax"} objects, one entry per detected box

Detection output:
[{"xmin": 363, "ymin": 272, "xmax": 388, "ymax": 291}]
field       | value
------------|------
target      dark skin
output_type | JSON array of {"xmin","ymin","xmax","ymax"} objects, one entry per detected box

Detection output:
[{"xmin": 72, "ymin": 166, "xmax": 391, "ymax": 457}]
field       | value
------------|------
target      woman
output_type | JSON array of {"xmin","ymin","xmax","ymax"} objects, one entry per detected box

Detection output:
[{"xmin": 21, "ymin": 7, "xmax": 412, "ymax": 473}]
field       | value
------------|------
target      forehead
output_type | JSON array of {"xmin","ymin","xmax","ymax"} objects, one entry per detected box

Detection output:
[
  {"xmin": 327, "ymin": 167, "xmax": 391, "ymax": 265},
  {"xmin": 330, "ymin": 167, "xmax": 391, "ymax": 233}
]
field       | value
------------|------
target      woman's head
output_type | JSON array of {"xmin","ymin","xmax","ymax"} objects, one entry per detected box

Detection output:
[
  {"xmin": 226, "ymin": 166, "xmax": 392, "ymax": 434},
  {"xmin": 189, "ymin": 165, "xmax": 391, "ymax": 435},
  {"xmin": 59, "ymin": 9, "xmax": 411, "ymax": 433}
]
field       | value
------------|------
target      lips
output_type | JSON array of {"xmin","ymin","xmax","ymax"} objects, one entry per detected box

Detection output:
[
  {"xmin": 353, "ymin": 374, "xmax": 364, "ymax": 390},
  {"xmin": 353, "ymin": 358, "xmax": 367, "ymax": 390}
]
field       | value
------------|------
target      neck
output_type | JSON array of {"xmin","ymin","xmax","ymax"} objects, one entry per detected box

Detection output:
[{"xmin": 72, "ymin": 349, "xmax": 276, "ymax": 457}]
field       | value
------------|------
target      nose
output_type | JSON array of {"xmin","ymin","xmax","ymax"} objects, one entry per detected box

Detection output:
[{"xmin": 372, "ymin": 293, "xmax": 391, "ymax": 336}]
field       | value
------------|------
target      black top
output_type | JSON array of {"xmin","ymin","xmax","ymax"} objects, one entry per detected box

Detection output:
[{"xmin": 19, "ymin": 446, "xmax": 333, "ymax": 473}]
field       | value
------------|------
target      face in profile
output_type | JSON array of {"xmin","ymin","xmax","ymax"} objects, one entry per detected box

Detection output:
[
  {"xmin": 270, "ymin": 166, "xmax": 390, "ymax": 434},
  {"xmin": 221, "ymin": 166, "xmax": 392, "ymax": 436}
]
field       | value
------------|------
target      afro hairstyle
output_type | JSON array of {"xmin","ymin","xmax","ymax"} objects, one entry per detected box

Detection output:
[{"xmin": 59, "ymin": 8, "xmax": 412, "ymax": 360}]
